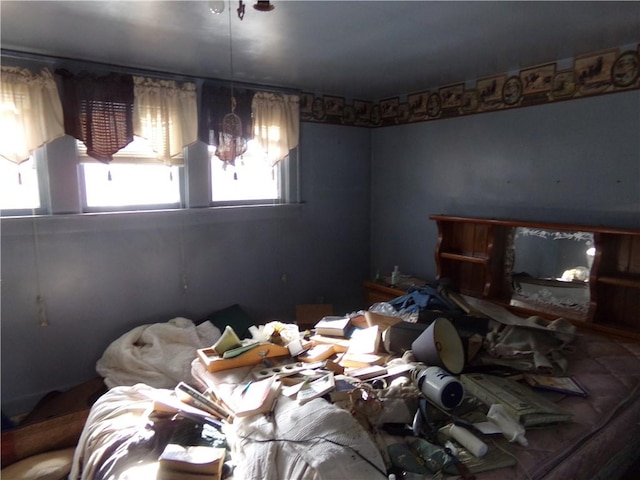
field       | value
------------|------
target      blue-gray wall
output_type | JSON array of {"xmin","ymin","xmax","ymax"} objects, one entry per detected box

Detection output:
[
  {"xmin": 0, "ymin": 122, "xmax": 372, "ymax": 415},
  {"xmin": 2, "ymin": 87, "xmax": 639, "ymax": 417},
  {"xmin": 370, "ymin": 91, "xmax": 640, "ymax": 281}
]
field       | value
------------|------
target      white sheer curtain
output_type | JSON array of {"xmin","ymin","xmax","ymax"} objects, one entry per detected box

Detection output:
[
  {"xmin": 252, "ymin": 92, "xmax": 299, "ymax": 166},
  {"xmin": 0, "ymin": 66, "xmax": 64, "ymax": 164},
  {"xmin": 132, "ymin": 76, "xmax": 198, "ymax": 166}
]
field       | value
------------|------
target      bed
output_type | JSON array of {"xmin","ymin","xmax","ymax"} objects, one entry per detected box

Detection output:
[
  {"xmin": 65, "ymin": 307, "xmax": 640, "ymax": 480},
  {"xmin": 472, "ymin": 331, "xmax": 640, "ymax": 480}
]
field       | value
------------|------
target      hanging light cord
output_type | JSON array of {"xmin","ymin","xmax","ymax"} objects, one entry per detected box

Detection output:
[{"xmin": 228, "ymin": 3, "xmax": 235, "ymax": 109}]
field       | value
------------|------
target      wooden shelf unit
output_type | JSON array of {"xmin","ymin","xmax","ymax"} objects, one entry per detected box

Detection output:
[
  {"xmin": 591, "ymin": 231, "xmax": 640, "ymax": 333},
  {"xmin": 430, "ymin": 215, "xmax": 640, "ymax": 340},
  {"xmin": 431, "ymin": 215, "xmax": 509, "ymax": 300}
]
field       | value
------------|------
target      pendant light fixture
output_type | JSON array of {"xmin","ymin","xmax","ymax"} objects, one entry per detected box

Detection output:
[
  {"xmin": 235, "ymin": 0, "xmax": 275, "ymax": 20},
  {"xmin": 208, "ymin": 1, "xmax": 275, "ymax": 174},
  {"xmin": 215, "ymin": 0, "xmax": 247, "ymax": 175},
  {"xmin": 253, "ymin": 1, "xmax": 275, "ymax": 12}
]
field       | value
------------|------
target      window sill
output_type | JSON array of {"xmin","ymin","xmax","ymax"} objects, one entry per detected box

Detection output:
[{"xmin": 0, "ymin": 203, "xmax": 305, "ymax": 235}]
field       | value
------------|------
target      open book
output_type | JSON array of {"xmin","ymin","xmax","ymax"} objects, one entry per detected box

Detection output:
[
  {"xmin": 297, "ymin": 372, "xmax": 335, "ymax": 405},
  {"xmin": 233, "ymin": 375, "xmax": 282, "ymax": 418}
]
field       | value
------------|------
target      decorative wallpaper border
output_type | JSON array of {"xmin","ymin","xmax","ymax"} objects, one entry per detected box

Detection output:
[{"xmin": 300, "ymin": 44, "xmax": 640, "ymax": 127}]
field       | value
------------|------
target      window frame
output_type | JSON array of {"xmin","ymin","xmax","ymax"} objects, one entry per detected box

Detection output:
[
  {"xmin": 209, "ymin": 146, "xmax": 299, "ymax": 207},
  {"xmin": 78, "ymin": 162, "xmax": 186, "ymax": 213},
  {"xmin": 0, "ymin": 149, "xmax": 50, "ymax": 216},
  {"xmin": 77, "ymin": 138, "xmax": 186, "ymax": 213},
  {"xmin": 209, "ymin": 149, "xmax": 280, "ymax": 207},
  {"xmin": 0, "ymin": 54, "xmax": 302, "ymax": 217}
]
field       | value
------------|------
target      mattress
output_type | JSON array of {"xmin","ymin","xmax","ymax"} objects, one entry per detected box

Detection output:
[{"xmin": 474, "ymin": 332, "xmax": 640, "ymax": 480}]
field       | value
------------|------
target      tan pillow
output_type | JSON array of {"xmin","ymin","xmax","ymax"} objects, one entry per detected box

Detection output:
[{"xmin": 0, "ymin": 447, "xmax": 75, "ymax": 480}]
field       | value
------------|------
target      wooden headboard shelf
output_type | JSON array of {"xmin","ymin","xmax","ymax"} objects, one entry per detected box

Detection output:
[{"xmin": 430, "ymin": 215, "xmax": 640, "ymax": 341}]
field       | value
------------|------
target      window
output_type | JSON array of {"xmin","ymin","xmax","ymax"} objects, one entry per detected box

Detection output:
[
  {"xmin": 79, "ymin": 136, "xmax": 182, "ymax": 210},
  {"xmin": 1, "ymin": 65, "xmax": 62, "ymax": 214},
  {"xmin": 0, "ymin": 156, "xmax": 41, "ymax": 211},
  {"xmin": 210, "ymin": 139, "xmax": 279, "ymax": 203}
]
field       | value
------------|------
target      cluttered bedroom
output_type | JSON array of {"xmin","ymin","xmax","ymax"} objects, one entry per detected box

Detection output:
[{"xmin": 1, "ymin": 2, "xmax": 639, "ymax": 480}]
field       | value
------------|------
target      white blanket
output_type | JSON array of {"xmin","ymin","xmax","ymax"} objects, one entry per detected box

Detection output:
[
  {"xmin": 228, "ymin": 396, "xmax": 387, "ymax": 480},
  {"xmin": 69, "ymin": 383, "xmax": 163, "ymax": 480},
  {"xmin": 96, "ymin": 317, "xmax": 220, "ymax": 389},
  {"xmin": 191, "ymin": 360, "xmax": 387, "ymax": 480}
]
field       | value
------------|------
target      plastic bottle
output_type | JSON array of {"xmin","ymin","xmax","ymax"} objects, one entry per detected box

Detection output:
[
  {"xmin": 446, "ymin": 424, "xmax": 488, "ymax": 458},
  {"xmin": 391, "ymin": 265, "xmax": 401, "ymax": 286},
  {"xmin": 487, "ymin": 404, "xmax": 528, "ymax": 446}
]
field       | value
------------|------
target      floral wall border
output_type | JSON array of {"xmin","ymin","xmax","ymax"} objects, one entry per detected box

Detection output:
[{"xmin": 300, "ymin": 44, "xmax": 640, "ymax": 127}]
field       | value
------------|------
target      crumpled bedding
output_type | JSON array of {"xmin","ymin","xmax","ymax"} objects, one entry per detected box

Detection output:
[
  {"xmin": 229, "ymin": 396, "xmax": 387, "ymax": 480},
  {"xmin": 483, "ymin": 317, "xmax": 576, "ymax": 374},
  {"xmin": 462, "ymin": 295, "xmax": 577, "ymax": 374},
  {"xmin": 71, "ymin": 373, "xmax": 386, "ymax": 480},
  {"xmin": 96, "ymin": 317, "xmax": 220, "ymax": 389},
  {"xmin": 69, "ymin": 383, "xmax": 165, "ymax": 480},
  {"xmin": 191, "ymin": 359, "xmax": 387, "ymax": 480}
]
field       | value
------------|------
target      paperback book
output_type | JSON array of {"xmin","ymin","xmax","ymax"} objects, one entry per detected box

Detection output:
[
  {"xmin": 297, "ymin": 372, "xmax": 335, "ymax": 405},
  {"xmin": 314, "ymin": 316, "xmax": 353, "ymax": 337},
  {"xmin": 298, "ymin": 344, "xmax": 335, "ymax": 363},
  {"xmin": 233, "ymin": 375, "xmax": 281, "ymax": 418},
  {"xmin": 158, "ymin": 444, "xmax": 225, "ymax": 477}
]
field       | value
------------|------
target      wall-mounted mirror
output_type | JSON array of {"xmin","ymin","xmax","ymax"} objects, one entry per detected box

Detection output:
[{"xmin": 507, "ymin": 227, "xmax": 595, "ymax": 321}]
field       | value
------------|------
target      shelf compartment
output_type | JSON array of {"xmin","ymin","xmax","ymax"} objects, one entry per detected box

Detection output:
[
  {"xmin": 440, "ymin": 252, "xmax": 488, "ymax": 264},
  {"xmin": 597, "ymin": 274, "xmax": 640, "ymax": 289},
  {"xmin": 439, "ymin": 258, "xmax": 491, "ymax": 297},
  {"xmin": 593, "ymin": 283, "xmax": 640, "ymax": 331},
  {"xmin": 596, "ymin": 233, "xmax": 640, "ymax": 276}
]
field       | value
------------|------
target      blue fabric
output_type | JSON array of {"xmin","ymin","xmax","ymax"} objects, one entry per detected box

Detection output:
[{"xmin": 388, "ymin": 286, "xmax": 460, "ymax": 314}]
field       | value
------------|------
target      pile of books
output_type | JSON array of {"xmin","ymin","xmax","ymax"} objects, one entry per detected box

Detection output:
[{"xmin": 309, "ymin": 316, "xmax": 388, "ymax": 371}]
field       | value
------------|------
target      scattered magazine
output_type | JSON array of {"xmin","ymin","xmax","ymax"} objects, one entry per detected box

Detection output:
[
  {"xmin": 523, "ymin": 374, "xmax": 589, "ymax": 398},
  {"xmin": 460, "ymin": 373, "xmax": 573, "ymax": 427}
]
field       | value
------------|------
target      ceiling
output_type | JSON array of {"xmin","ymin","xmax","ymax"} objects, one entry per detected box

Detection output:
[{"xmin": 2, "ymin": 1, "xmax": 639, "ymax": 100}]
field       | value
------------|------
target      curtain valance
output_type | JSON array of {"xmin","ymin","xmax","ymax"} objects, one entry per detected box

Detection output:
[
  {"xmin": 1, "ymin": 65, "xmax": 299, "ymax": 170},
  {"xmin": 133, "ymin": 76, "xmax": 198, "ymax": 166},
  {"xmin": 0, "ymin": 66, "xmax": 64, "ymax": 164},
  {"xmin": 57, "ymin": 69, "xmax": 134, "ymax": 164},
  {"xmin": 252, "ymin": 92, "xmax": 299, "ymax": 166}
]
